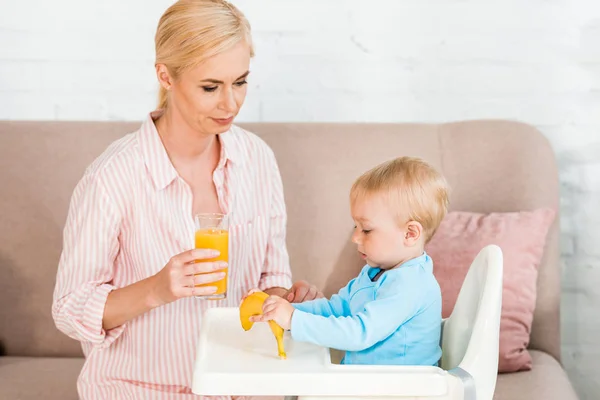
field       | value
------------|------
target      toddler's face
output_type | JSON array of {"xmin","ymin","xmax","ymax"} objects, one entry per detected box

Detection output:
[{"xmin": 350, "ymin": 195, "xmax": 411, "ymax": 269}]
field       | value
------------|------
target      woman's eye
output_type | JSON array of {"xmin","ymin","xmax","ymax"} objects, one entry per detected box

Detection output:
[
  {"xmin": 234, "ymin": 80, "xmax": 248, "ymax": 87},
  {"xmin": 202, "ymin": 86, "xmax": 218, "ymax": 92}
]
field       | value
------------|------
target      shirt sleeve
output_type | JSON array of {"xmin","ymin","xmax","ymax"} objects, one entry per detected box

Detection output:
[
  {"xmin": 292, "ymin": 278, "xmax": 354, "ymax": 317},
  {"xmin": 258, "ymin": 150, "xmax": 293, "ymax": 291},
  {"xmin": 51, "ymin": 172, "xmax": 125, "ymax": 349},
  {"xmin": 290, "ymin": 275, "xmax": 422, "ymax": 352}
]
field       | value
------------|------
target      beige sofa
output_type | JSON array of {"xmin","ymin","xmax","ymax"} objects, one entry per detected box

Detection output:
[{"xmin": 0, "ymin": 120, "xmax": 578, "ymax": 399}]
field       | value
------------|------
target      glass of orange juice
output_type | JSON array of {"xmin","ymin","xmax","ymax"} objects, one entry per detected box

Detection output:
[{"xmin": 194, "ymin": 213, "xmax": 229, "ymax": 300}]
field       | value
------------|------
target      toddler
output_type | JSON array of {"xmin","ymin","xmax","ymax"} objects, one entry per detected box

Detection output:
[{"xmin": 250, "ymin": 156, "xmax": 449, "ymax": 366}]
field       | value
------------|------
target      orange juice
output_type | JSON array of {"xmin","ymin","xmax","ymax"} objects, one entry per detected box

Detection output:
[{"xmin": 194, "ymin": 228, "xmax": 229, "ymax": 296}]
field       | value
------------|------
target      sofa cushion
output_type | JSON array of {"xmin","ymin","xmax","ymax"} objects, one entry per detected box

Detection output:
[
  {"xmin": 0, "ymin": 356, "xmax": 83, "ymax": 400},
  {"xmin": 494, "ymin": 350, "xmax": 578, "ymax": 400},
  {"xmin": 425, "ymin": 208, "xmax": 556, "ymax": 372}
]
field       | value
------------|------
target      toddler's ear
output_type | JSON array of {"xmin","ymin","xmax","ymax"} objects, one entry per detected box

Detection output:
[{"xmin": 404, "ymin": 221, "xmax": 423, "ymax": 246}]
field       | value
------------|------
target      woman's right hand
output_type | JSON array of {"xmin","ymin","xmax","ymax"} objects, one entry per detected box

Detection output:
[{"xmin": 149, "ymin": 248, "xmax": 227, "ymax": 307}]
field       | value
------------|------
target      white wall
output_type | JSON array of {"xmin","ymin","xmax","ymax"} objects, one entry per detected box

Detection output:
[{"xmin": 1, "ymin": 0, "xmax": 599, "ymax": 398}]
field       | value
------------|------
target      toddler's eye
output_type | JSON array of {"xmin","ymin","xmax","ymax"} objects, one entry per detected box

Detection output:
[{"xmin": 362, "ymin": 230, "xmax": 371, "ymax": 234}]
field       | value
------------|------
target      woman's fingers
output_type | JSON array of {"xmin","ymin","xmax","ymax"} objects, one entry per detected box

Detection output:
[
  {"xmin": 182, "ymin": 261, "xmax": 227, "ymax": 276},
  {"xmin": 187, "ymin": 285, "xmax": 218, "ymax": 298},
  {"xmin": 305, "ymin": 286, "xmax": 318, "ymax": 301},
  {"xmin": 190, "ymin": 271, "xmax": 225, "ymax": 286},
  {"xmin": 173, "ymin": 248, "xmax": 221, "ymax": 265},
  {"xmin": 291, "ymin": 285, "xmax": 309, "ymax": 303}
]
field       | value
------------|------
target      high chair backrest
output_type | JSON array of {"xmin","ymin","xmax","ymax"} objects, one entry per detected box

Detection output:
[{"xmin": 440, "ymin": 244, "xmax": 503, "ymax": 400}]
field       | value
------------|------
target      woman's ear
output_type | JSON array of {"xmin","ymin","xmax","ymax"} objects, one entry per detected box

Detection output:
[
  {"xmin": 404, "ymin": 221, "xmax": 423, "ymax": 246},
  {"xmin": 156, "ymin": 63, "xmax": 173, "ymax": 90}
]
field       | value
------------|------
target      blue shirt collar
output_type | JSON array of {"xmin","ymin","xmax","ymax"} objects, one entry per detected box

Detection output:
[{"xmin": 367, "ymin": 251, "xmax": 431, "ymax": 281}]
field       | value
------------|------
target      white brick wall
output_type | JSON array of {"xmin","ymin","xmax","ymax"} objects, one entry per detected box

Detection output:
[{"xmin": 1, "ymin": 0, "xmax": 599, "ymax": 397}]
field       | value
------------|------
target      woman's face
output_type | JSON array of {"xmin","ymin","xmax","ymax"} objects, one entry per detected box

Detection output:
[{"xmin": 159, "ymin": 40, "xmax": 251, "ymax": 136}]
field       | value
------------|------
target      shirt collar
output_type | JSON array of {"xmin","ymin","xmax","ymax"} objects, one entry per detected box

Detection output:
[
  {"xmin": 217, "ymin": 124, "xmax": 245, "ymax": 167},
  {"xmin": 367, "ymin": 251, "xmax": 432, "ymax": 280},
  {"xmin": 400, "ymin": 251, "xmax": 432, "ymax": 272},
  {"xmin": 137, "ymin": 110, "xmax": 245, "ymax": 191}
]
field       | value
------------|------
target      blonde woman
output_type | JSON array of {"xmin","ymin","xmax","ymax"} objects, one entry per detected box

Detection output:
[{"xmin": 52, "ymin": 0, "xmax": 321, "ymax": 398}]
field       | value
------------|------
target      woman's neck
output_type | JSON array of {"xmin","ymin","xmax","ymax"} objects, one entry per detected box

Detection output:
[{"xmin": 154, "ymin": 108, "xmax": 217, "ymax": 162}]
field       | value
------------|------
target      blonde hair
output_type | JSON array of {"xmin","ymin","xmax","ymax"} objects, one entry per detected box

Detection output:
[
  {"xmin": 154, "ymin": 0, "xmax": 254, "ymax": 110},
  {"xmin": 350, "ymin": 156, "xmax": 450, "ymax": 242}
]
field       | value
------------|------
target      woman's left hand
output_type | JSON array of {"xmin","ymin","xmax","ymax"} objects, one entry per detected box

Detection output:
[{"xmin": 284, "ymin": 280, "xmax": 324, "ymax": 303}]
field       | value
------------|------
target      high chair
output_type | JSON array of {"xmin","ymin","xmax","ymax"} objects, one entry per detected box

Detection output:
[{"xmin": 192, "ymin": 244, "xmax": 503, "ymax": 400}]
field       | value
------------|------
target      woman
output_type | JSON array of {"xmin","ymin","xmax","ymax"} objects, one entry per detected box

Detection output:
[{"xmin": 52, "ymin": 0, "xmax": 321, "ymax": 398}]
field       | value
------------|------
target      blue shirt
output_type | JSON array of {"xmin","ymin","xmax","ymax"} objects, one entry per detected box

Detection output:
[{"xmin": 290, "ymin": 252, "xmax": 442, "ymax": 366}]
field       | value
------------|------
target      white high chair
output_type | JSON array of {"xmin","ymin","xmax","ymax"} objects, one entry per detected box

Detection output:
[{"xmin": 192, "ymin": 244, "xmax": 503, "ymax": 400}]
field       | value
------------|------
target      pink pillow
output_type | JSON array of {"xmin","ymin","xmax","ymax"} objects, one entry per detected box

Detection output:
[{"xmin": 425, "ymin": 208, "xmax": 556, "ymax": 373}]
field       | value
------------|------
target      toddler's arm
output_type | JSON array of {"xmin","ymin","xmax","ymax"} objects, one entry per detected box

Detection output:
[
  {"xmin": 290, "ymin": 278, "xmax": 424, "ymax": 351},
  {"xmin": 292, "ymin": 279, "xmax": 354, "ymax": 317}
]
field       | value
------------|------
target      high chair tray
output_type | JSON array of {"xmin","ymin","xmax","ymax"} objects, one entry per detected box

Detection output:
[{"xmin": 191, "ymin": 307, "xmax": 450, "ymax": 397}]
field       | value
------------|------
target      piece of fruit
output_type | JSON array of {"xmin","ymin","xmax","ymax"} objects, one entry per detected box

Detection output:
[{"xmin": 239, "ymin": 291, "xmax": 287, "ymax": 359}]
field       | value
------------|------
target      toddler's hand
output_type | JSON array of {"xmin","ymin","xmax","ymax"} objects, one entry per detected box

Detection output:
[{"xmin": 250, "ymin": 295, "xmax": 294, "ymax": 330}]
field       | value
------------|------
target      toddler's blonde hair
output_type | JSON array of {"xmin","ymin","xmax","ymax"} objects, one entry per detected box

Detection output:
[{"xmin": 350, "ymin": 156, "xmax": 450, "ymax": 242}]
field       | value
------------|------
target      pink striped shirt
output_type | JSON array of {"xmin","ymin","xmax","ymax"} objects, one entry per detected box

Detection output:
[{"xmin": 52, "ymin": 111, "xmax": 293, "ymax": 399}]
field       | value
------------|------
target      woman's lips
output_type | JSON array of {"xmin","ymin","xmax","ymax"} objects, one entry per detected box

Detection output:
[{"xmin": 212, "ymin": 116, "xmax": 234, "ymax": 125}]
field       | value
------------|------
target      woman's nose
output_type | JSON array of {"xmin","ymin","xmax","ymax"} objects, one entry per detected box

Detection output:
[{"xmin": 219, "ymin": 87, "xmax": 237, "ymax": 113}]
